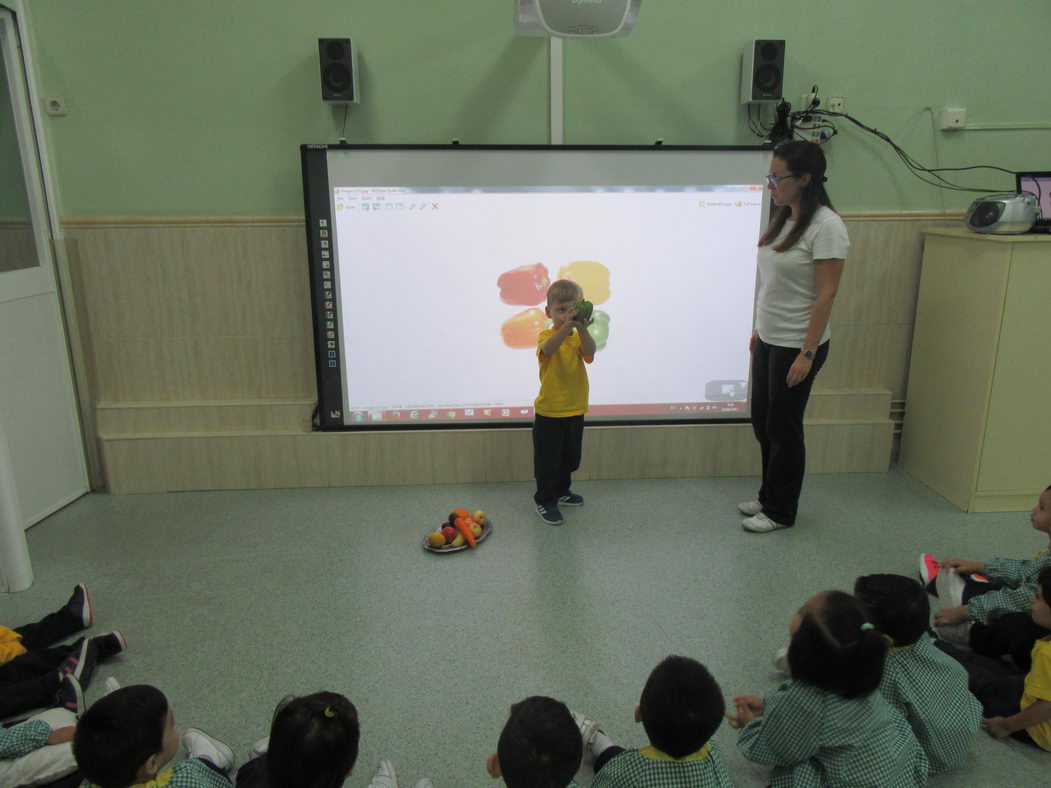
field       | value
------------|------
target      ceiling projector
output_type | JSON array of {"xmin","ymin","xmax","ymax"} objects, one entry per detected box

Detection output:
[
  {"xmin": 964, "ymin": 192, "xmax": 1038, "ymax": 234},
  {"xmin": 515, "ymin": 0, "xmax": 641, "ymax": 38}
]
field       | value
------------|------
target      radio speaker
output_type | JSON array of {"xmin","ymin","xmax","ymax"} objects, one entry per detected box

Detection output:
[
  {"xmin": 741, "ymin": 40, "xmax": 785, "ymax": 104},
  {"xmin": 319, "ymin": 38, "xmax": 359, "ymax": 103}
]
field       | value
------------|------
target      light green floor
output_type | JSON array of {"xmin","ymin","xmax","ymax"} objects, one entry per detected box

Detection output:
[{"xmin": 5, "ymin": 468, "xmax": 1049, "ymax": 787}]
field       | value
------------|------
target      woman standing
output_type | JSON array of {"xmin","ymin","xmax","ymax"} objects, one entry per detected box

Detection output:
[{"xmin": 741, "ymin": 140, "xmax": 849, "ymax": 533}]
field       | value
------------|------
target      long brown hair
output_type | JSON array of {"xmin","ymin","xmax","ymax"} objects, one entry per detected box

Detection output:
[{"xmin": 759, "ymin": 140, "xmax": 836, "ymax": 252}]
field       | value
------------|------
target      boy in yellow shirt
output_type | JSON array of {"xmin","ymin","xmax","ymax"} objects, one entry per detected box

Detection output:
[{"xmin": 533, "ymin": 280, "xmax": 596, "ymax": 526}]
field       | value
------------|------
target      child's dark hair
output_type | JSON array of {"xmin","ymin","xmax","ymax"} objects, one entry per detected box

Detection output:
[
  {"xmin": 73, "ymin": 684, "xmax": 169, "ymax": 788},
  {"xmin": 788, "ymin": 590, "xmax": 887, "ymax": 699},
  {"xmin": 497, "ymin": 696, "xmax": 581, "ymax": 788},
  {"xmin": 1037, "ymin": 566, "xmax": 1051, "ymax": 607},
  {"xmin": 638, "ymin": 655, "xmax": 725, "ymax": 758},
  {"xmin": 266, "ymin": 691, "xmax": 359, "ymax": 788},
  {"xmin": 854, "ymin": 573, "xmax": 930, "ymax": 647}
]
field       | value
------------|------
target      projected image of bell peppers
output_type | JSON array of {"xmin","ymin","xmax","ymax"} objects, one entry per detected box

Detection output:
[
  {"xmin": 588, "ymin": 310, "xmax": 610, "ymax": 351},
  {"xmin": 501, "ymin": 308, "xmax": 547, "ymax": 349},
  {"xmin": 558, "ymin": 260, "xmax": 610, "ymax": 304},
  {"xmin": 497, "ymin": 263, "xmax": 550, "ymax": 305}
]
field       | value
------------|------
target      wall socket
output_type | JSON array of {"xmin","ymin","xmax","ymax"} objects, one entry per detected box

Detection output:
[
  {"xmin": 940, "ymin": 108, "xmax": 967, "ymax": 130},
  {"xmin": 827, "ymin": 96, "xmax": 844, "ymax": 114},
  {"xmin": 800, "ymin": 92, "xmax": 818, "ymax": 111}
]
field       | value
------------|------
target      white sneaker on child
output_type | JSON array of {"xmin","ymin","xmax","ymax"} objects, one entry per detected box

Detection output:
[
  {"xmin": 367, "ymin": 760, "xmax": 399, "ymax": 788},
  {"xmin": 772, "ymin": 646, "xmax": 789, "ymax": 674},
  {"xmin": 934, "ymin": 567, "xmax": 973, "ymax": 648},
  {"xmin": 181, "ymin": 728, "xmax": 235, "ymax": 773},
  {"xmin": 738, "ymin": 500, "xmax": 763, "ymax": 516},
  {"xmin": 250, "ymin": 736, "xmax": 269, "ymax": 759}
]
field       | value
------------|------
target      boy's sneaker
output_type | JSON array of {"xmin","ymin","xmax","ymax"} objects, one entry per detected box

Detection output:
[
  {"xmin": 742, "ymin": 513, "xmax": 790, "ymax": 533},
  {"xmin": 249, "ymin": 736, "xmax": 269, "ymax": 759},
  {"xmin": 65, "ymin": 582, "xmax": 93, "ymax": 629},
  {"xmin": 535, "ymin": 502, "xmax": 564, "ymax": 526},
  {"xmin": 58, "ymin": 637, "xmax": 98, "ymax": 687},
  {"xmin": 56, "ymin": 674, "xmax": 84, "ymax": 716},
  {"xmin": 919, "ymin": 553, "xmax": 941, "ymax": 585},
  {"xmin": 103, "ymin": 676, "xmax": 122, "ymax": 696},
  {"xmin": 738, "ymin": 500, "xmax": 763, "ymax": 516},
  {"xmin": 772, "ymin": 646, "xmax": 789, "ymax": 674},
  {"xmin": 558, "ymin": 492, "xmax": 585, "ymax": 506},
  {"xmin": 569, "ymin": 709, "xmax": 608, "ymax": 761},
  {"xmin": 92, "ymin": 631, "xmax": 128, "ymax": 659},
  {"xmin": 182, "ymin": 728, "xmax": 235, "ymax": 773},
  {"xmin": 367, "ymin": 760, "xmax": 399, "ymax": 788},
  {"xmin": 935, "ymin": 566, "xmax": 967, "ymax": 608}
]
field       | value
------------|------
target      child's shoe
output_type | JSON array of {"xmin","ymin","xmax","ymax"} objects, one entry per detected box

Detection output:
[
  {"xmin": 742, "ymin": 513, "xmax": 790, "ymax": 533},
  {"xmin": 772, "ymin": 646, "xmax": 789, "ymax": 674},
  {"xmin": 559, "ymin": 492, "xmax": 585, "ymax": 506},
  {"xmin": 92, "ymin": 631, "xmax": 128, "ymax": 659},
  {"xmin": 935, "ymin": 566, "xmax": 967, "ymax": 608},
  {"xmin": 58, "ymin": 637, "xmax": 98, "ymax": 688},
  {"xmin": 103, "ymin": 676, "xmax": 121, "ymax": 696},
  {"xmin": 65, "ymin": 582, "xmax": 93, "ymax": 629},
  {"xmin": 738, "ymin": 500, "xmax": 763, "ymax": 516},
  {"xmin": 570, "ymin": 709, "xmax": 613, "ymax": 762},
  {"xmin": 182, "ymin": 728, "xmax": 235, "ymax": 773},
  {"xmin": 367, "ymin": 760, "xmax": 399, "ymax": 788},
  {"xmin": 56, "ymin": 674, "xmax": 84, "ymax": 716},
  {"xmin": 535, "ymin": 502, "xmax": 564, "ymax": 526},
  {"xmin": 249, "ymin": 736, "xmax": 269, "ymax": 759},
  {"xmin": 919, "ymin": 553, "xmax": 941, "ymax": 585}
]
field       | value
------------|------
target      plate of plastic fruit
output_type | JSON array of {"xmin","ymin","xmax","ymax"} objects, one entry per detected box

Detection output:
[{"xmin": 422, "ymin": 521, "xmax": 493, "ymax": 554}]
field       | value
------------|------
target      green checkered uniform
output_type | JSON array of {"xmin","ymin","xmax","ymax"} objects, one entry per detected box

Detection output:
[
  {"xmin": 737, "ymin": 680, "xmax": 928, "ymax": 787},
  {"xmin": 0, "ymin": 719, "xmax": 49, "ymax": 759},
  {"xmin": 880, "ymin": 637, "xmax": 981, "ymax": 773},
  {"xmin": 968, "ymin": 549, "xmax": 1051, "ymax": 623},
  {"xmin": 81, "ymin": 758, "xmax": 232, "ymax": 788},
  {"xmin": 589, "ymin": 742, "xmax": 733, "ymax": 787}
]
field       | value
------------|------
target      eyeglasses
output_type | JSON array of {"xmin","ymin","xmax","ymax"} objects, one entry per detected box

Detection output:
[{"xmin": 766, "ymin": 173, "xmax": 797, "ymax": 188}]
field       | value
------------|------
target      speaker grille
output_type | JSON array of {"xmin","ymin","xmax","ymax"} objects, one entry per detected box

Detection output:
[
  {"xmin": 970, "ymin": 201, "xmax": 1005, "ymax": 228},
  {"xmin": 323, "ymin": 63, "xmax": 352, "ymax": 93},
  {"xmin": 754, "ymin": 63, "xmax": 782, "ymax": 93}
]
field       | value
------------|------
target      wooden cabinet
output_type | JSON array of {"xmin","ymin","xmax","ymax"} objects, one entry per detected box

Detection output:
[{"xmin": 900, "ymin": 229, "xmax": 1051, "ymax": 511}]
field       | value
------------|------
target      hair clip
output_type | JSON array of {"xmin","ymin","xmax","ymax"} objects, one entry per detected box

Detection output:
[
  {"xmin": 323, "ymin": 707, "xmax": 336, "ymax": 718},
  {"xmin": 860, "ymin": 622, "xmax": 874, "ymax": 631}
]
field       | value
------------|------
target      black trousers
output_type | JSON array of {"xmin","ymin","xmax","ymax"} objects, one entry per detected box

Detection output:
[
  {"xmin": 750, "ymin": 338, "xmax": 829, "ymax": 525},
  {"xmin": 532, "ymin": 414, "xmax": 584, "ymax": 507}
]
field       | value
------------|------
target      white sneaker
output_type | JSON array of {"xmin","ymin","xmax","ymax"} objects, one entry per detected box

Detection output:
[
  {"xmin": 181, "ymin": 728, "xmax": 235, "ymax": 773},
  {"xmin": 742, "ymin": 513, "xmax": 790, "ymax": 533},
  {"xmin": 936, "ymin": 566, "xmax": 967, "ymax": 608},
  {"xmin": 367, "ymin": 760, "xmax": 399, "ymax": 788},
  {"xmin": 738, "ymin": 500, "xmax": 763, "ymax": 516},
  {"xmin": 936, "ymin": 620, "xmax": 973, "ymax": 649},
  {"xmin": 103, "ymin": 677, "xmax": 121, "ymax": 696},
  {"xmin": 772, "ymin": 646, "xmax": 789, "ymax": 673},
  {"xmin": 250, "ymin": 736, "xmax": 269, "ymax": 759}
]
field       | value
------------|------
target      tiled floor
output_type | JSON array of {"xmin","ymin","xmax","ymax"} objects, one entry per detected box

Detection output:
[{"xmin": 4, "ymin": 468, "xmax": 1048, "ymax": 786}]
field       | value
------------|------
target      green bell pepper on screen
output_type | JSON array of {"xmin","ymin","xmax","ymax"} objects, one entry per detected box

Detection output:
[{"xmin": 587, "ymin": 310, "xmax": 610, "ymax": 351}]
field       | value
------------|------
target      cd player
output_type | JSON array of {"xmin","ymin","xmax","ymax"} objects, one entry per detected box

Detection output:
[{"xmin": 964, "ymin": 192, "xmax": 1038, "ymax": 234}]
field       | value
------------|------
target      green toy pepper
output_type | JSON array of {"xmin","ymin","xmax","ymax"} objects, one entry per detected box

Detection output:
[
  {"xmin": 587, "ymin": 310, "xmax": 610, "ymax": 351},
  {"xmin": 573, "ymin": 299, "xmax": 594, "ymax": 322}
]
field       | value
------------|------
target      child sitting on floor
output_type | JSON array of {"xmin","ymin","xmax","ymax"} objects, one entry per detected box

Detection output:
[
  {"xmin": 235, "ymin": 691, "xmax": 431, "ymax": 788},
  {"xmin": 926, "ymin": 484, "xmax": 1051, "ymax": 670},
  {"xmin": 936, "ymin": 565, "xmax": 1051, "ymax": 751},
  {"xmin": 854, "ymin": 573, "xmax": 981, "ymax": 773},
  {"xmin": 487, "ymin": 695, "xmax": 583, "ymax": 788},
  {"xmin": 0, "ymin": 702, "xmax": 79, "ymax": 787},
  {"xmin": 572, "ymin": 654, "xmax": 732, "ymax": 787},
  {"xmin": 73, "ymin": 684, "xmax": 233, "ymax": 788},
  {"xmin": 728, "ymin": 590, "xmax": 928, "ymax": 787}
]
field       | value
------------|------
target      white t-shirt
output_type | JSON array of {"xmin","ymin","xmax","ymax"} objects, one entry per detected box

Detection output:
[{"xmin": 754, "ymin": 205, "xmax": 850, "ymax": 347}]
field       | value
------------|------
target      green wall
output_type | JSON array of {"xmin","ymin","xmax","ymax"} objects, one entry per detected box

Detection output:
[{"xmin": 25, "ymin": 0, "xmax": 1051, "ymax": 216}]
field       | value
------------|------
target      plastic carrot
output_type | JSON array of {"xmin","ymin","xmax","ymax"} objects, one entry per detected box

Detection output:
[{"xmin": 453, "ymin": 517, "xmax": 478, "ymax": 548}]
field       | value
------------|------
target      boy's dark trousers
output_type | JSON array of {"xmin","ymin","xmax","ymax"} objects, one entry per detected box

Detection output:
[
  {"xmin": 0, "ymin": 599, "xmax": 85, "ymax": 717},
  {"xmin": 750, "ymin": 338, "xmax": 829, "ymax": 526},
  {"xmin": 533, "ymin": 414, "xmax": 584, "ymax": 506}
]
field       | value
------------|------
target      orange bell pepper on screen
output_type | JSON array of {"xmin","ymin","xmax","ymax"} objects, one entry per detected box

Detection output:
[
  {"xmin": 558, "ymin": 260, "xmax": 610, "ymax": 304},
  {"xmin": 501, "ymin": 308, "xmax": 547, "ymax": 349}
]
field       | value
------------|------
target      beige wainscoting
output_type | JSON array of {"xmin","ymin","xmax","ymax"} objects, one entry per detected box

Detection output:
[{"xmin": 63, "ymin": 212, "xmax": 954, "ymax": 493}]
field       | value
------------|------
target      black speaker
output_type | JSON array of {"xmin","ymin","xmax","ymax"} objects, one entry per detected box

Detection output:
[
  {"xmin": 319, "ymin": 38, "xmax": 359, "ymax": 103},
  {"xmin": 740, "ymin": 40, "xmax": 785, "ymax": 104}
]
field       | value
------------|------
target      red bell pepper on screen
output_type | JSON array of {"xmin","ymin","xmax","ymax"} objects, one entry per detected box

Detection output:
[{"xmin": 497, "ymin": 263, "xmax": 550, "ymax": 306}]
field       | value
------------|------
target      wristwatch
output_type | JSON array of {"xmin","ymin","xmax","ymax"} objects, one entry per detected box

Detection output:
[{"xmin": 800, "ymin": 347, "xmax": 815, "ymax": 360}]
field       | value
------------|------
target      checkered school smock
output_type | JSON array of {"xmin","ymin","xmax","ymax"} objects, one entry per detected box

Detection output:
[
  {"xmin": 0, "ymin": 718, "xmax": 49, "ymax": 759},
  {"xmin": 589, "ymin": 741, "xmax": 734, "ymax": 787},
  {"xmin": 737, "ymin": 680, "xmax": 928, "ymax": 788},
  {"xmin": 880, "ymin": 637, "xmax": 981, "ymax": 773},
  {"xmin": 81, "ymin": 759, "xmax": 232, "ymax": 788},
  {"xmin": 968, "ymin": 549, "xmax": 1051, "ymax": 623}
]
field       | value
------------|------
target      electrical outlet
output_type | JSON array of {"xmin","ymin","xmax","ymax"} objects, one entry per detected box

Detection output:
[
  {"xmin": 827, "ymin": 96, "xmax": 844, "ymax": 114},
  {"xmin": 801, "ymin": 92, "xmax": 817, "ymax": 111},
  {"xmin": 940, "ymin": 108, "xmax": 966, "ymax": 130}
]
